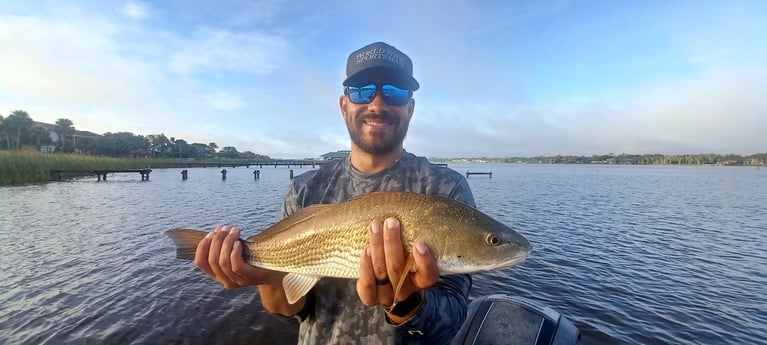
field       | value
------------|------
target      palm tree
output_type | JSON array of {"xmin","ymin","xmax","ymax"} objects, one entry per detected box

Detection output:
[
  {"xmin": 5, "ymin": 110, "xmax": 34, "ymax": 150},
  {"xmin": 55, "ymin": 118, "xmax": 75, "ymax": 152}
]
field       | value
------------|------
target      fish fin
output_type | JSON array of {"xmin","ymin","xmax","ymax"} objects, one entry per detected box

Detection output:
[
  {"xmin": 391, "ymin": 255, "xmax": 415, "ymax": 308},
  {"xmin": 282, "ymin": 273, "xmax": 321, "ymax": 305},
  {"xmin": 165, "ymin": 229, "xmax": 208, "ymax": 260},
  {"xmin": 247, "ymin": 204, "xmax": 335, "ymax": 241}
]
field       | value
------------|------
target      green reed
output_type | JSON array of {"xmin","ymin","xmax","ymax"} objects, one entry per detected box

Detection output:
[{"xmin": 0, "ymin": 151, "xmax": 182, "ymax": 185}]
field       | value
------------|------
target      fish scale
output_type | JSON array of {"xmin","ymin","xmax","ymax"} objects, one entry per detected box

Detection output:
[
  {"xmin": 248, "ymin": 237, "xmax": 365, "ymax": 278},
  {"xmin": 245, "ymin": 222, "xmax": 371, "ymax": 278}
]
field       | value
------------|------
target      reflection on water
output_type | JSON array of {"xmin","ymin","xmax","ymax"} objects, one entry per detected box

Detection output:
[{"xmin": 1, "ymin": 164, "xmax": 765, "ymax": 344}]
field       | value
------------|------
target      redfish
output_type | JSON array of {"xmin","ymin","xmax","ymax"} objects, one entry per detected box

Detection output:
[{"xmin": 166, "ymin": 191, "xmax": 531, "ymax": 304}]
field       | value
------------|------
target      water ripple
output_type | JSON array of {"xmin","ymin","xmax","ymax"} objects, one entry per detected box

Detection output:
[{"xmin": 1, "ymin": 165, "xmax": 765, "ymax": 344}]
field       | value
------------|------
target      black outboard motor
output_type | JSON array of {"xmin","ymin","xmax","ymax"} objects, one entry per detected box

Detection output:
[{"xmin": 451, "ymin": 294, "xmax": 581, "ymax": 345}]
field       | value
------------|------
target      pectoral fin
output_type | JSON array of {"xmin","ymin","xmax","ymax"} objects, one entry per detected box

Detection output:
[{"xmin": 282, "ymin": 273, "xmax": 321, "ymax": 305}]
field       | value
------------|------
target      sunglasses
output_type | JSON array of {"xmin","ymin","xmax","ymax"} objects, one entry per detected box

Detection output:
[{"xmin": 344, "ymin": 84, "xmax": 412, "ymax": 106}]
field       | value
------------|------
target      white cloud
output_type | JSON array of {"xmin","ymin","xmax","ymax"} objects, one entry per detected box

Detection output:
[
  {"xmin": 205, "ymin": 91, "xmax": 245, "ymax": 111},
  {"xmin": 2, "ymin": 1, "xmax": 765, "ymax": 158},
  {"xmin": 626, "ymin": 67, "xmax": 767, "ymax": 154},
  {"xmin": 0, "ymin": 15, "xmax": 124, "ymax": 100},
  {"xmin": 123, "ymin": 1, "xmax": 149, "ymax": 20},
  {"xmin": 168, "ymin": 29, "xmax": 287, "ymax": 76},
  {"xmin": 0, "ymin": 7, "xmax": 297, "ymax": 155},
  {"xmin": 407, "ymin": 64, "xmax": 767, "ymax": 157}
]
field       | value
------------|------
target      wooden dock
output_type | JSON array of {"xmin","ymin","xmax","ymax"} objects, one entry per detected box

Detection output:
[
  {"xmin": 172, "ymin": 160, "xmax": 323, "ymax": 169},
  {"xmin": 466, "ymin": 171, "xmax": 492, "ymax": 178},
  {"xmin": 49, "ymin": 160, "xmax": 448, "ymax": 182},
  {"xmin": 51, "ymin": 169, "xmax": 152, "ymax": 181}
]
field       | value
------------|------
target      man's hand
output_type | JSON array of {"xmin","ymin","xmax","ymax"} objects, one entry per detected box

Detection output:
[
  {"xmin": 356, "ymin": 217, "xmax": 440, "ymax": 308},
  {"xmin": 194, "ymin": 225, "xmax": 307, "ymax": 316},
  {"xmin": 194, "ymin": 225, "xmax": 281, "ymax": 289}
]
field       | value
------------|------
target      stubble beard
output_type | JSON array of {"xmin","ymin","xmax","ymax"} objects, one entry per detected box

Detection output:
[{"xmin": 347, "ymin": 114, "xmax": 409, "ymax": 155}]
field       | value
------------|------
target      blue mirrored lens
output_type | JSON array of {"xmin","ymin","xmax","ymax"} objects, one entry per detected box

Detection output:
[
  {"xmin": 381, "ymin": 85, "xmax": 411, "ymax": 106},
  {"xmin": 347, "ymin": 85, "xmax": 377, "ymax": 104},
  {"xmin": 346, "ymin": 84, "xmax": 411, "ymax": 106}
]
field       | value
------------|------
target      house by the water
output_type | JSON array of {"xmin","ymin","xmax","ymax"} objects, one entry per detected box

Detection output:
[{"xmin": 34, "ymin": 121, "xmax": 101, "ymax": 153}]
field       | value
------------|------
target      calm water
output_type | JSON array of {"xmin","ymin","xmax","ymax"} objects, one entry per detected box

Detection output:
[{"xmin": 1, "ymin": 164, "xmax": 765, "ymax": 344}]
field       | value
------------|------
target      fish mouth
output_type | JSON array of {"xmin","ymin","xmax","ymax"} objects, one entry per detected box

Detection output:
[
  {"xmin": 439, "ymin": 249, "xmax": 531, "ymax": 274},
  {"xmin": 478, "ymin": 250, "xmax": 530, "ymax": 271}
]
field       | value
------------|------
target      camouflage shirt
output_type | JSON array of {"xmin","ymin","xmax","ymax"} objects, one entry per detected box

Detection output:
[{"xmin": 281, "ymin": 152, "xmax": 475, "ymax": 345}]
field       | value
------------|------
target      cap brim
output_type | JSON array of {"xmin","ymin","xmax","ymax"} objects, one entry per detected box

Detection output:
[{"xmin": 343, "ymin": 67, "xmax": 420, "ymax": 91}]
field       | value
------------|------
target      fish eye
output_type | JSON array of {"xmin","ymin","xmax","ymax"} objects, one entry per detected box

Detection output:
[{"xmin": 486, "ymin": 234, "xmax": 502, "ymax": 246}]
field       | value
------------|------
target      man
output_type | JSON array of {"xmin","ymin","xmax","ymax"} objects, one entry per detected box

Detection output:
[{"xmin": 194, "ymin": 42, "xmax": 476, "ymax": 344}]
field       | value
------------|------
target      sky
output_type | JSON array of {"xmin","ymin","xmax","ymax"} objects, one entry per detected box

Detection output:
[{"xmin": 1, "ymin": 0, "xmax": 765, "ymax": 159}]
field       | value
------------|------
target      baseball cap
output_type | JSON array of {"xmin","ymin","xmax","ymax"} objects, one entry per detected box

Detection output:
[{"xmin": 343, "ymin": 42, "xmax": 420, "ymax": 91}]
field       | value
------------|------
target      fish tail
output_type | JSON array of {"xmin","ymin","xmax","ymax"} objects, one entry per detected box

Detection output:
[{"xmin": 165, "ymin": 228, "xmax": 208, "ymax": 260}]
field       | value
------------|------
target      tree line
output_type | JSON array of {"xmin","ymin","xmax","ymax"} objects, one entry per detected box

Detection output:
[
  {"xmin": 0, "ymin": 110, "xmax": 270, "ymax": 160},
  {"xmin": 442, "ymin": 153, "xmax": 766, "ymax": 166},
  {"xmin": 4, "ymin": 109, "xmax": 764, "ymax": 165}
]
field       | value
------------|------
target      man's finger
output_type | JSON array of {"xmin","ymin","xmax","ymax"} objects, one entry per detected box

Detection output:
[
  {"xmin": 382, "ymin": 218, "xmax": 406, "ymax": 281},
  {"xmin": 207, "ymin": 226, "xmax": 228, "ymax": 283},
  {"xmin": 194, "ymin": 231, "xmax": 214, "ymax": 276},
  {"xmin": 218, "ymin": 227, "xmax": 242, "ymax": 286},
  {"xmin": 356, "ymin": 246, "xmax": 377, "ymax": 306},
  {"xmin": 368, "ymin": 221, "xmax": 389, "ymax": 281},
  {"xmin": 411, "ymin": 241, "xmax": 440, "ymax": 289},
  {"xmin": 229, "ymin": 241, "xmax": 252, "ymax": 286}
]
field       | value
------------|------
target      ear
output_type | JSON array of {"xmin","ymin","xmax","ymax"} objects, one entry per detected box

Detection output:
[
  {"xmin": 339, "ymin": 95, "xmax": 348, "ymax": 120},
  {"xmin": 406, "ymin": 98, "xmax": 415, "ymax": 120}
]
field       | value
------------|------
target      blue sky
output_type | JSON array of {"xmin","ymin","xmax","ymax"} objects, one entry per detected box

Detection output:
[{"xmin": 1, "ymin": 0, "xmax": 765, "ymax": 158}]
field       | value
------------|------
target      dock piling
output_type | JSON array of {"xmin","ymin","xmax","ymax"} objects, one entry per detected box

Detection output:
[{"xmin": 466, "ymin": 171, "xmax": 492, "ymax": 178}]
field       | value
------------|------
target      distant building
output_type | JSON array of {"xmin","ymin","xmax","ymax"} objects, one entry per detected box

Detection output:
[
  {"xmin": 321, "ymin": 150, "xmax": 351, "ymax": 161},
  {"xmin": 33, "ymin": 121, "xmax": 101, "ymax": 152}
]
